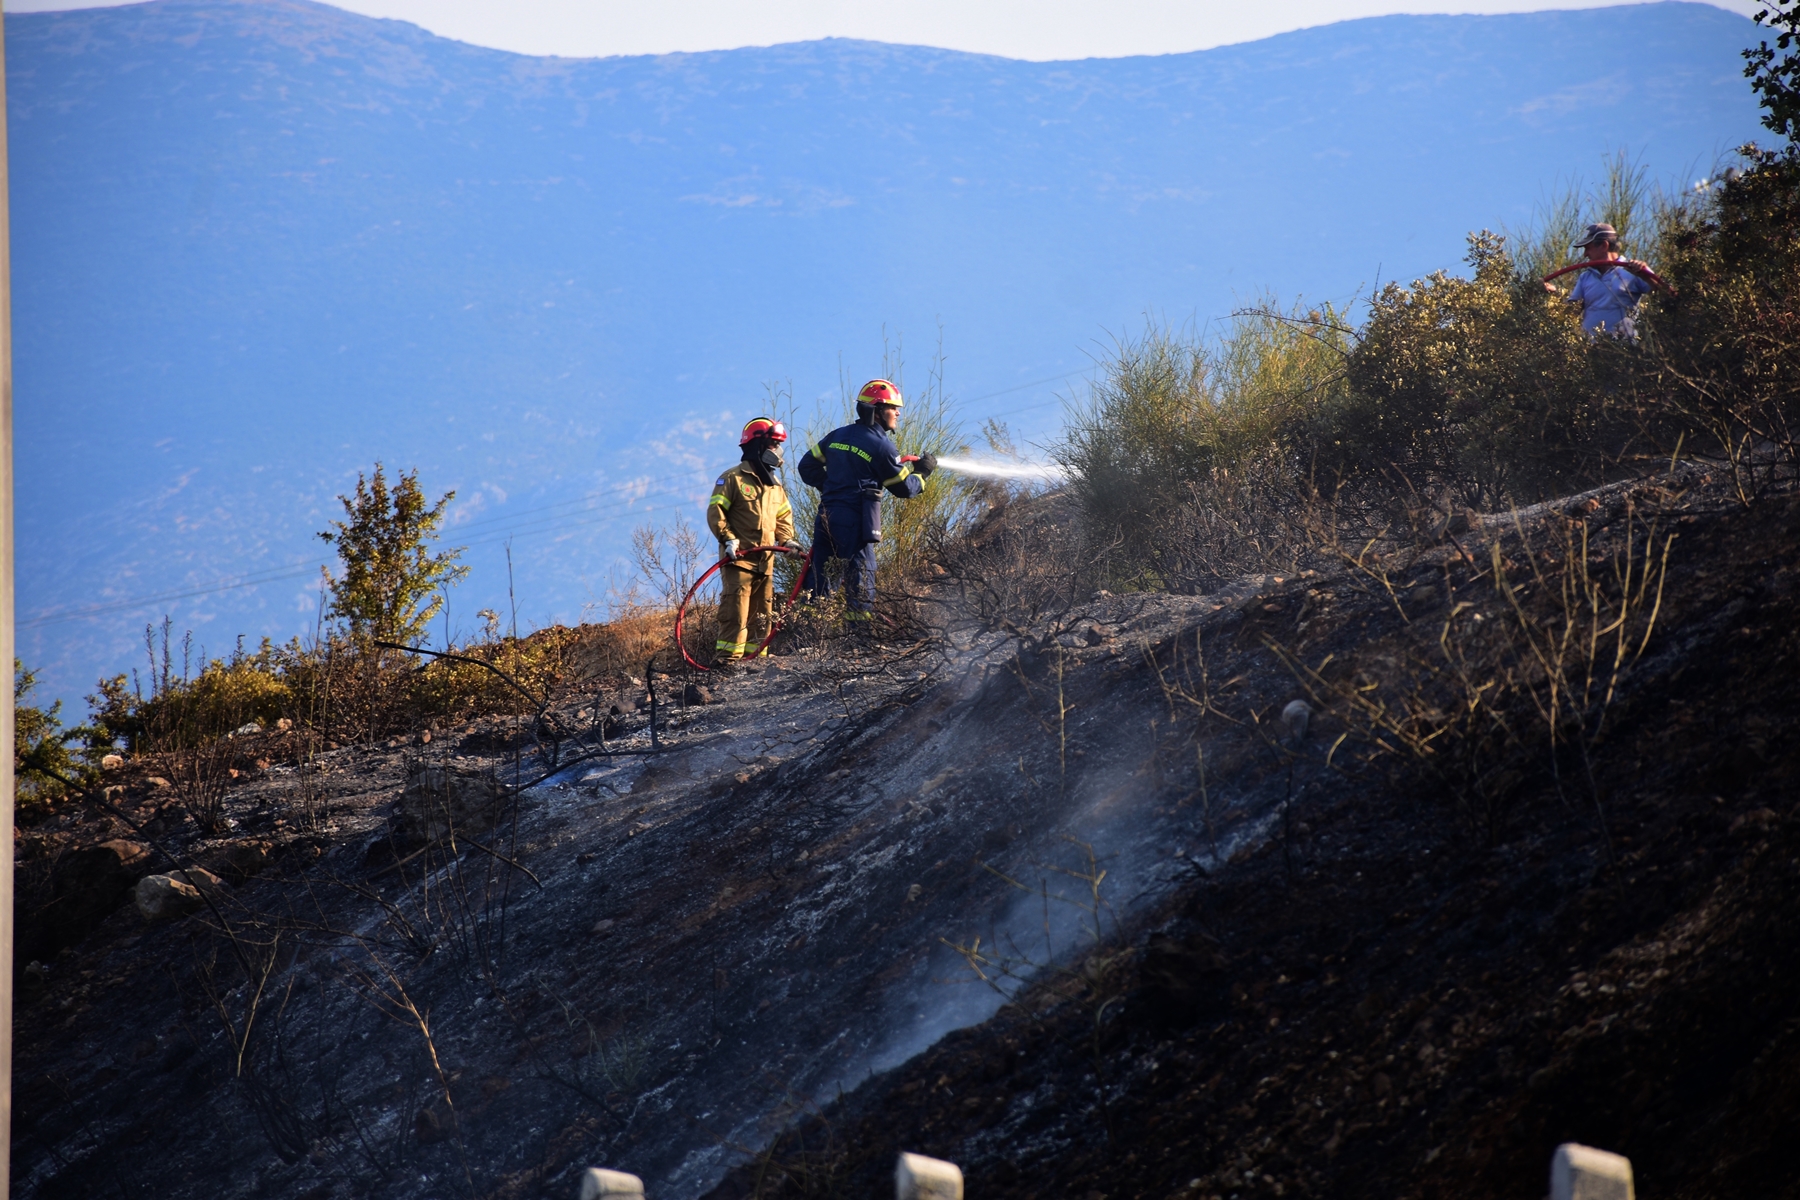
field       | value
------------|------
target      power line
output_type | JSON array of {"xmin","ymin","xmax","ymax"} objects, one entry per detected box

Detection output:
[
  {"xmin": 19, "ymin": 477, "xmax": 708, "ymax": 630},
  {"xmin": 21, "ymin": 371, "xmax": 1094, "ymax": 632},
  {"xmin": 17, "ymin": 563, "xmax": 328, "ymax": 630},
  {"xmin": 438, "ymin": 466, "xmax": 701, "ymax": 538},
  {"xmin": 454, "ymin": 483, "xmax": 704, "ymax": 550},
  {"xmin": 958, "ymin": 367, "xmax": 1090, "ymax": 407},
  {"xmin": 988, "ymin": 393, "xmax": 1068, "ymax": 419}
]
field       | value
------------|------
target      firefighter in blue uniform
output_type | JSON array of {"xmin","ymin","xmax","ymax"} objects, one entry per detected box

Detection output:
[{"xmin": 796, "ymin": 379, "xmax": 937, "ymax": 622}]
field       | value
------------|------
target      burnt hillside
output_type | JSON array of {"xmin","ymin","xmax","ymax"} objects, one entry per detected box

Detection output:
[
  {"xmin": 11, "ymin": 502, "xmax": 1289, "ymax": 1199},
  {"xmin": 13, "ymin": 466, "xmax": 1798, "ymax": 1199},
  {"xmin": 712, "ymin": 473, "xmax": 1800, "ymax": 1200}
]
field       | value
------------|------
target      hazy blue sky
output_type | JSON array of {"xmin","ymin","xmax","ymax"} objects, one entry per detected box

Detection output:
[
  {"xmin": 6, "ymin": 0, "xmax": 1764, "ymax": 59},
  {"xmin": 7, "ymin": 0, "xmax": 1770, "ymax": 713}
]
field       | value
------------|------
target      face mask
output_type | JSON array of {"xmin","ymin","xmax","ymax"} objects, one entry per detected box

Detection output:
[{"xmin": 757, "ymin": 446, "xmax": 783, "ymax": 472}]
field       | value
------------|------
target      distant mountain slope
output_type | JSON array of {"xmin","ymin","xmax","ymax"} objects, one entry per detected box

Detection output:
[{"xmin": 5, "ymin": 0, "xmax": 1763, "ymax": 708}]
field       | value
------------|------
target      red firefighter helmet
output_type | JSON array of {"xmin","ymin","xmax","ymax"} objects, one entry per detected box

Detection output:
[
  {"xmin": 739, "ymin": 416, "xmax": 788, "ymax": 445},
  {"xmin": 856, "ymin": 379, "xmax": 904, "ymax": 408}
]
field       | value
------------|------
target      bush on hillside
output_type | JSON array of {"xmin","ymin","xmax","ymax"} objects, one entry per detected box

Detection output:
[
  {"xmin": 318, "ymin": 463, "xmax": 468, "ymax": 647},
  {"xmin": 1056, "ymin": 305, "xmax": 1350, "ymax": 591},
  {"xmin": 1744, "ymin": 0, "xmax": 1800, "ymax": 144},
  {"xmin": 1328, "ymin": 231, "xmax": 1611, "ymax": 512},
  {"xmin": 89, "ymin": 617, "xmax": 592, "ymax": 759},
  {"xmin": 83, "ymin": 464, "xmax": 616, "ymax": 759},
  {"xmin": 89, "ymin": 625, "xmax": 294, "ymax": 754},
  {"xmin": 1061, "ymin": 138, "xmax": 1800, "ymax": 593},
  {"xmin": 1618, "ymin": 147, "xmax": 1800, "ymax": 500},
  {"xmin": 15, "ymin": 661, "xmax": 96, "ymax": 805}
]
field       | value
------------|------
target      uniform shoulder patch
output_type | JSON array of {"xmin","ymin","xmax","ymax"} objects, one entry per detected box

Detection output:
[{"xmin": 714, "ymin": 476, "xmax": 726, "ymax": 487}]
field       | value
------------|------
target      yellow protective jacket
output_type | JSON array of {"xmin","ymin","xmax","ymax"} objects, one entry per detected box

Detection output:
[{"xmin": 706, "ymin": 463, "xmax": 796, "ymax": 565}]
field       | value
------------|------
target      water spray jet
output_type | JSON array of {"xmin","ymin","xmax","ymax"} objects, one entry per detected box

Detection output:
[{"xmin": 927, "ymin": 454, "xmax": 1068, "ymax": 482}]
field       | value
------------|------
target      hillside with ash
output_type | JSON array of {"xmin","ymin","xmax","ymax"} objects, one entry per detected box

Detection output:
[
  {"xmin": 712, "ymin": 474, "xmax": 1800, "ymax": 1200},
  {"xmin": 8, "ymin": 482, "xmax": 1279, "ymax": 1198},
  {"xmin": 18, "ymin": 54, "xmax": 1800, "ymax": 1195},
  {"xmin": 11, "ymin": 464, "xmax": 1798, "ymax": 1200}
]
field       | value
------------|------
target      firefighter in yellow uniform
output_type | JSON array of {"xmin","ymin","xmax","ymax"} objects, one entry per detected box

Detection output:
[{"xmin": 706, "ymin": 417, "xmax": 800, "ymax": 661}]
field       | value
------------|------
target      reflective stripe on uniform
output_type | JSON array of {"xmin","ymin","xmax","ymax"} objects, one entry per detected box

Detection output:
[
  {"xmin": 708, "ymin": 494, "xmax": 731, "ymax": 509},
  {"xmin": 845, "ymin": 609, "xmax": 874, "ymax": 621},
  {"xmin": 810, "ymin": 444, "xmax": 825, "ymax": 461},
  {"xmin": 880, "ymin": 464, "xmax": 913, "ymax": 487}
]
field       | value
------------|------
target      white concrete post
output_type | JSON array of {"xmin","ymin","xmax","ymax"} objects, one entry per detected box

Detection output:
[
  {"xmin": 578, "ymin": 1167, "xmax": 644, "ymax": 1200},
  {"xmin": 896, "ymin": 1152, "xmax": 962, "ymax": 1200},
  {"xmin": 1280, "ymin": 698, "xmax": 1311, "ymax": 742},
  {"xmin": 1551, "ymin": 1143, "xmax": 1634, "ymax": 1200}
]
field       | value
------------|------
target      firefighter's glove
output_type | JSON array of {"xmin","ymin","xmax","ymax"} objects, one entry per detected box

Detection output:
[
  {"xmin": 915, "ymin": 452, "xmax": 938, "ymax": 478},
  {"xmin": 721, "ymin": 538, "xmax": 740, "ymax": 561},
  {"xmin": 781, "ymin": 539, "xmax": 804, "ymax": 553}
]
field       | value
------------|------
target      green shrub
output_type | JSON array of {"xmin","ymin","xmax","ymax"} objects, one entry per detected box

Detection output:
[
  {"xmin": 90, "ymin": 614, "xmax": 607, "ymax": 754},
  {"xmin": 15, "ymin": 660, "xmax": 95, "ymax": 804},
  {"xmin": 1328, "ymin": 231, "xmax": 1610, "ymax": 511},
  {"xmin": 1629, "ymin": 0, "xmax": 1800, "ymax": 492},
  {"xmin": 1620, "ymin": 147, "xmax": 1800, "ymax": 499},
  {"xmin": 1057, "ymin": 305, "xmax": 1349, "ymax": 589},
  {"xmin": 1744, "ymin": 0, "xmax": 1800, "ymax": 144},
  {"xmin": 318, "ymin": 463, "xmax": 468, "ymax": 646},
  {"xmin": 85, "ymin": 463, "xmax": 596, "ymax": 751},
  {"xmin": 1057, "ymin": 324, "xmax": 1210, "ymax": 575},
  {"xmin": 1057, "ymin": 127, "xmax": 1800, "ymax": 599},
  {"xmin": 89, "ymin": 626, "xmax": 293, "ymax": 753}
]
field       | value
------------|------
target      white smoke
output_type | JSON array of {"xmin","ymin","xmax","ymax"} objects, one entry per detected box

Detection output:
[{"xmin": 933, "ymin": 454, "xmax": 1068, "ymax": 482}]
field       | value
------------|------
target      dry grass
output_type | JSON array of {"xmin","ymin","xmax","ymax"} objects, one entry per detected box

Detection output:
[
  {"xmin": 559, "ymin": 608, "xmax": 673, "ymax": 680},
  {"xmin": 1268, "ymin": 494, "xmax": 1675, "ymax": 851},
  {"xmin": 1056, "ymin": 305, "xmax": 1351, "ymax": 593}
]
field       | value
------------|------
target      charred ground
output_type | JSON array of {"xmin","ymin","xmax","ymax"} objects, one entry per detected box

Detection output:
[
  {"xmin": 711, "ymin": 474, "xmax": 1800, "ymax": 1200},
  {"xmin": 11, "ymin": 467, "xmax": 1798, "ymax": 1199}
]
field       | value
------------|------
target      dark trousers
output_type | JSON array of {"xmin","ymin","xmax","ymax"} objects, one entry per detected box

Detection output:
[{"xmin": 807, "ymin": 505, "xmax": 877, "ymax": 616}]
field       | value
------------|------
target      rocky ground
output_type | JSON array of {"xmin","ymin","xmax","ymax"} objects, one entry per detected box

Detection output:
[{"xmin": 12, "ymin": 470, "xmax": 1798, "ymax": 1200}]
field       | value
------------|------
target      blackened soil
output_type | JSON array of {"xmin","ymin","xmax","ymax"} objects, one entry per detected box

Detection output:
[
  {"xmin": 709, "ymin": 485, "xmax": 1800, "ymax": 1200},
  {"xmin": 13, "ymin": 477, "xmax": 1797, "ymax": 1200},
  {"xmin": 8, "ymin": 560, "xmax": 1288, "ymax": 1199}
]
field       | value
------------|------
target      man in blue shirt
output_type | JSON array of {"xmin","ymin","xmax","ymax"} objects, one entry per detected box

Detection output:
[
  {"xmin": 1549, "ymin": 222, "xmax": 1658, "ymax": 337},
  {"xmin": 796, "ymin": 378, "xmax": 937, "ymax": 621}
]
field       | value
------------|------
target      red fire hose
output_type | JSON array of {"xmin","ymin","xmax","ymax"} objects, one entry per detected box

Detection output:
[
  {"xmin": 675, "ymin": 458, "xmax": 933, "ymax": 670},
  {"xmin": 1542, "ymin": 259, "xmax": 1676, "ymax": 294},
  {"xmin": 673, "ymin": 545, "xmax": 813, "ymax": 671}
]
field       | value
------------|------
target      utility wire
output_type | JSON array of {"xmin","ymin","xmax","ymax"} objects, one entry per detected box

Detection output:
[
  {"xmin": 421, "ymin": 466, "xmax": 702, "ymax": 542},
  {"xmin": 19, "ymin": 475, "xmax": 707, "ymax": 629},
  {"xmin": 20, "ymin": 369, "xmax": 1091, "ymax": 630},
  {"xmin": 18, "ymin": 563, "xmax": 328, "ymax": 630},
  {"xmin": 959, "ymin": 367, "xmax": 1089, "ymax": 407}
]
